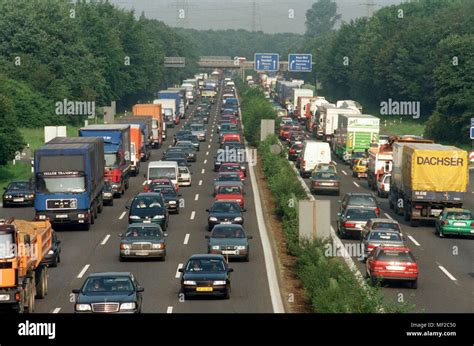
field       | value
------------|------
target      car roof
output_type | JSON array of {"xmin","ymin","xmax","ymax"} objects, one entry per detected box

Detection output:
[
  {"xmin": 87, "ymin": 272, "xmax": 132, "ymax": 278},
  {"xmin": 127, "ymin": 223, "xmax": 163, "ymax": 229},
  {"xmin": 212, "ymin": 200, "xmax": 240, "ymax": 206},
  {"xmin": 188, "ymin": 254, "xmax": 225, "ymax": 260},
  {"xmin": 345, "ymin": 192, "xmax": 374, "ymax": 197},
  {"xmin": 443, "ymin": 208, "xmax": 469, "ymax": 212},
  {"xmin": 136, "ymin": 192, "xmax": 162, "ymax": 198},
  {"xmin": 213, "ymin": 224, "xmax": 244, "ymax": 229},
  {"xmin": 369, "ymin": 218, "xmax": 398, "ymax": 223}
]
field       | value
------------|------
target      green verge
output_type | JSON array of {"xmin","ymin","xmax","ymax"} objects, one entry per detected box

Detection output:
[{"xmin": 239, "ymin": 82, "xmax": 413, "ymax": 313}]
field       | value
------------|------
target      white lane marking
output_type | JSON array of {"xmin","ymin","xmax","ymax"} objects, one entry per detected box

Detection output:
[
  {"xmin": 101, "ymin": 234, "xmax": 111, "ymax": 245},
  {"xmin": 167, "ymin": 306, "xmax": 173, "ymax": 313},
  {"xmin": 342, "ymin": 170, "xmax": 347, "ymax": 175},
  {"xmin": 353, "ymin": 181, "xmax": 360, "ymax": 188},
  {"xmin": 201, "ymin": 169, "xmax": 205, "ymax": 174},
  {"xmin": 204, "ymin": 159, "xmax": 207, "ymax": 164},
  {"xmin": 142, "ymin": 180, "xmax": 147, "ymax": 186},
  {"xmin": 333, "ymin": 161, "xmax": 337, "ymax": 166},
  {"xmin": 195, "ymin": 194, "xmax": 199, "ymax": 201},
  {"xmin": 190, "ymin": 211, "xmax": 195, "ymax": 220},
  {"xmin": 175, "ymin": 264, "xmax": 183, "ymax": 278},
  {"xmin": 208, "ymin": 144, "xmax": 211, "ymax": 148},
  {"xmin": 168, "ymin": 145, "xmax": 172, "ymax": 148},
  {"xmin": 52, "ymin": 308, "xmax": 61, "ymax": 314},
  {"xmin": 184, "ymin": 233, "xmax": 190, "ymax": 245},
  {"xmin": 438, "ymin": 265, "xmax": 457, "ymax": 281},
  {"xmin": 206, "ymin": 151, "xmax": 209, "ymax": 156},
  {"xmin": 77, "ymin": 264, "xmax": 90, "ymax": 279},
  {"xmin": 210, "ymin": 138, "xmax": 213, "ymax": 142},
  {"xmin": 384, "ymin": 213, "xmax": 393, "ymax": 220},
  {"xmin": 198, "ymin": 180, "xmax": 203, "ymax": 186},
  {"xmin": 119, "ymin": 211, "xmax": 126, "ymax": 220},
  {"xmin": 407, "ymin": 235, "xmax": 420, "ymax": 247}
]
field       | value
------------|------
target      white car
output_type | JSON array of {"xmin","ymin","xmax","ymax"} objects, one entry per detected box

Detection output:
[
  {"xmin": 178, "ymin": 166, "xmax": 192, "ymax": 187},
  {"xmin": 377, "ymin": 173, "xmax": 391, "ymax": 198}
]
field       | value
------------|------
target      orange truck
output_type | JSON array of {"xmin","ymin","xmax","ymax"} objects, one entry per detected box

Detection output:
[
  {"xmin": 132, "ymin": 103, "xmax": 163, "ymax": 148},
  {"xmin": 0, "ymin": 218, "xmax": 52, "ymax": 313},
  {"xmin": 129, "ymin": 125, "xmax": 143, "ymax": 176}
]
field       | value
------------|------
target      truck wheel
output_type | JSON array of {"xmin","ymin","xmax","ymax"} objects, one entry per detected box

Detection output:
[
  {"xmin": 26, "ymin": 279, "xmax": 35, "ymax": 313},
  {"xmin": 125, "ymin": 178, "xmax": 129, "ymax": 190},
  {"xmin": 90, "ymin": 208, "xmax": 95, "ymax": 225},
  {"xmin": 410, "ymin": 219, "xmax": 419, "ymax": 227},
  {"xmin": 36, "ymin": 267, "xmax": 48, "ymax": 299},
  {"xmin": 93, "ymin": 202, "xmax": 98, "ymax": 220},
  {"xmin": 404, "ymin": 206, "xmax": 410, "ymax": 221}
]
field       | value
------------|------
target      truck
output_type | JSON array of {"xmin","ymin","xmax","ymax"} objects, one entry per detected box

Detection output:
[
  {"xmin": 291, "ymin": 89, "xmax": 313, "ymax": 119},
  {"xmin": 201, "ymin": 86, "xmax": 216, "ymax": 104},
  {"xmin": 324, "ymin": 107, "xmax": 361, "ymax": 146},
  {"xmin": 34, "ymin": 137, "xmax": 105, "ymax": 229},
  {"xmin": 115, "ymin": 115, "xmax": 153, "ymax": 161},
  {"xmin": 132, "ymin": 103, "xmax": 163, "ymax": 148},
  {"xmin": 79, "ymin": 125, "xmax": 131, "ymax": 198},
  {"xmin": 157, "ymin": 90, "xmax": 182, "ymax": 124},
  {"xmin": 389, "ymin": 143, "xmax": 468, "ymax": 226},
  {"xmin": 334, "ymin": 114, "xmax": 380, "ymax": 163},
  {"xmin": 0, "ymin": 218, "xmax": 52, "ymax": 312},
  {"xmin": 154, "ymin": 99, "xmax": 176, "ymax": 128},
  {"xmin": 295, "ymin": 95, "xmax": 315, "ymax": 123}
]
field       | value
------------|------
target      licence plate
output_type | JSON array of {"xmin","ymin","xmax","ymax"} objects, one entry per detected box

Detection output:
[
  {"xmin": 143, "ymin": 220, "xmax": 151, "ymax": 223},
  {"xmin": 320, "ymin": 183, "xmax": 334, "ymax": 186},
  {"xmin": 13, "ymin": 198, "xmax": 24, "ymax": 202},
  {"xmin": 453, "ymin": 222, "xmax": 466, "ymax": 227},
  {"xmin": 56, "ymin": 214, "xmax": 68, "ymax": 219},
  {"xmin": 386, "ymin": 265, "xmax": 405, "ymax": 271},
  {"xmin": 222, "ymin": 250, "xmax": 238, "ymax": 255},
  {"xmin": 135, "ymin": 251, "xmax": 149, "ymax": 256},
  {"xmin": 196, "ymin": 287, "xmax": 213, "ymax": 292},
  {"xmin": 358, "ymin": 173, "xmax": 367, "ymax": 177},
  {"xmin": 221, "ymin": 221, "xmax": 232, "ymax": 224}
]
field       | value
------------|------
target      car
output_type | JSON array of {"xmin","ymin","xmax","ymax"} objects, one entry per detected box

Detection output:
[
  {"xmin": 349, "ymin": 151, "xmax": 367, "ymax": 169},
  {"xmin": 144, "ymin": 178, "xmax": 176, "ymax": 192},
  {"xmin": 213, "ymin": 147, "xmax": 245, "ymax": 172},
  {"xmin": 379, "ymin": 135, "xmax": 390, "ymax": 146},
  {"xmin": 435, "ymin": 208, "xmax": 474, "ymax": 238},
  {"xmin": 213, "ymin": 174, "xmax": 243, "ymax": 195},
  {"xmin": 219, "ymin": 163, "xmax": 245, "ymax": 181},
  {"xmin": 280, "ymin": 117, "xmax": 293, "ymax": 125},
  {"xmin": 220, "ymin": 133, "xmax": 241, "ymax": 147},
  {"xmin": 288, "ymin": 143, "xmax": 303, "ymax": 161},
  {"xmin": 361, "ymin": 229, "xmax": 405, "ymax": 259},
  {"xmin": 206, "ymin": 201, "xmax": 245, "ymax": 231},
  {"xmin": 365, "ymin": 247, "xmax": 418, "ymax": 288},
  {"xmin": 352, "ymin": 158, "xmax": 368, "ymax": 179},
  {"xmin": 337, "ymin": 207, "xmax": 378, "ymax": 239},
  {"xmin": 189, "ymin": 123, "xmax": 206, "ymax": 141},
  {"xmin": 2, "ymin": 180, "xmax": 35, "ymax": 207},
  {"xmin": 127, "ymin": 193, "xmax": 169, "ymax": 231},
  {"xmin": 72, "ymin": 272, "xmax": 144, "ymax": 313},
  {"xmin": 162, "ymin": 156, "xmax": 190, "ymax": 168},
  {"xmin": 339, "ymin": 192, "xmax": 380, "ymax": 217},
  {"xmin": 215, "ymin": 185, "xmax": 245, "ymax": 208},
  {"xmin": 309, "ymin": 171, "xmax": 340, "ymax": 195},
  {"xmin": 313, "ymin": 163, "xmax": 337, "ymax": 174},
  {"xmin": 150, "ymin": 185, "xmax": 180, "ymax": 214},
  {"xmin": 163, "ymin": 150, "xmax": 189, "ymax": 162},
  {"xmin": 119, "ymin": 223, "xmax": 167, "ymax": 261},
  {"xmin": 376, "ymin": 173, "xmax": 391, "ymax": 198},
  {"xmin": 362, "ymin": 218, "xmax": 402, "ymax": 234},
  {"xmin": 206, "ymin": 224, "xmax": 252, "ymax": 261},
  {"xmin": 102, "ymin": 180, "xmax": 114, "ymax": 206},
  {"xmin": 174, "ymin": 130, "xmax": 192, "ymax": 144},
  {"xmin": 181, "ymin": 135, "xmax": 200, "ymax": 150},
  {"xmin": 288, "ymin": 131, "xmax": 305, "ymax": 145},
  {"xmin": 168, "ymin": 146, "xmax": 196, "ymax": 162},
  {"xmin": 43, "ymin": 230, "xmax": 61, "ymax": 267},
  {"xmin": 179, "ymin": 254, "xmax": 233, "ymax": 299},
  {"xmin": 178, "ymin": 166, "xmax": 192, "ymax": 187}
]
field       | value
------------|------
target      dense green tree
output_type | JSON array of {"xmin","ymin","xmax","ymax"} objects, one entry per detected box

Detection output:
[{"xmin": 305, "ymin": 0, "xmax": 341, "ymax": 37}]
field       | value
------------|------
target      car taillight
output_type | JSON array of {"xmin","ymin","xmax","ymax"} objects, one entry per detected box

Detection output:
[
  {"xmin": 442, "ymin": 220, "xmax": 449, "ymax": 225},
  {"xmin": 470, "ymin": 222, "xmax": 474, "ymax": 227},
  {"xmin": 381, "ymin": 183, "xmax": 385, "ymax": 190},
  {"xmin": 144, "ymin": 185, "xmax": 149, "ymax": 191},
  {"xmin": 344, "ymin": 222, "xmax": 356, "ymax": 228},
  {"xmin": 407, "ymin": 264, "xmax": 418, "ymax": 272},
  {"xmin": 289, "ymin": 149, "xmax": 295, "ymax": 154},
  {"xmin": 373, "ymin": 261, "xmax": 385, "ymax": 271},
  {"xmin": 414, "ymin": 205, "xmax": 423, "ymax": 209},
  {"xmin": 375, "ymin": 208, "xmax": 380, "ymax": 215},
  {"xmin": 302, "ymin": 160, "xmax": 306, "ymax": 168},
  {"xmin": 368, "ymin": 244, "xmax": 375, "ymax": 250}
]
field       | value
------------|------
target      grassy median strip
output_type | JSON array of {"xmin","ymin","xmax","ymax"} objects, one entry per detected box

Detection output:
[{"xmin": 239, "ymin": 84, "xmax": 412, "ymax": 312}]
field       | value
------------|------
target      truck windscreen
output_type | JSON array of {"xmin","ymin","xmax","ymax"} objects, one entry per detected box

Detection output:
[
  {"xmin": 104, "ymin": 153, "xmax": 120, "ymax": 167},
  {"xmin": 36, "ymin": 175, "xmax": 86, "ymax": 193},
  {"xmin": 149, "ymin": 167, "xmax": 176, "ymax": 180},
  {"xmin": 0, "ymin": 232, "xmax": 14, "ymax": 259}
]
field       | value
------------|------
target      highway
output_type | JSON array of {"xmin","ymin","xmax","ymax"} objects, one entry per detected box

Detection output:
[
  {"xmin": 0, "ymin": 88, "xmax": 275, "ymax": 313},
  {"xmin": 292, "ymin": 139, "xmax": 474, "ymax": 312}
]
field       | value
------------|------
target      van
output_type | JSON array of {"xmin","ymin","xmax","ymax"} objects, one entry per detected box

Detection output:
[
  {"xmin": 299, "ymin": 141, "xmax": 331, "ymax": 178},
  {"xmin": 147, "ymin": 161, "xmax": 179, "ymax": 188}
]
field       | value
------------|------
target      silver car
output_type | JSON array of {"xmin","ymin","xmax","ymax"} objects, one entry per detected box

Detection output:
[
  {"xmin": 361, "ymin": 230, "xmax": 405, "ymax": 259},
  {"xmin": 119, "ymin": 224, "xmax": 168, "ymax": 261}
]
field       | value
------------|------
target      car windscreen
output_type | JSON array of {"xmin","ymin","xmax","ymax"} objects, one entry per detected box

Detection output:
[
  {"xmin": 8, "ymin": 182, "xmax": 31, "ymax": 190},
  {"xmin": 217, "ymin": 186, "xmax": 242, "ymax": 194},
  {"xmin": 211, "ymin": 202, "xmax": 240, "ymax": 213},
  {"xmin": 185, "ymin": 258, "xmax": 226, "ymax": 272},
  {"xmin": 445, "ymin": 211, "xmax": 472, "ymax": 220},
  {"xmin": 313, "ymin": 172, "xmax": 337, "ymax": 180},
  {"xmin": 217, "ymin": 174, "xmax": 240, "ymax": 181},
  {"xmin": 348, "ymin": 196, "xmax": 377, "ymax": 206},
  {"xmin": 212, "ymin": 227, "xmax": 245, "ymax": 238},
  {"xmin": 369, "ymin": 232, "xmax": 402, "ymax": 242},
  {"xmin": 376, "ymin": 251, "xmax": 414, "ymax": 262},
  {"xmin": 125, "ymin": 226, "xmax": 162, "ymax": 238},
  {"xmin": 345, "ymin": 209, "xmax": 377, "ymax": 220},
  {"xmin": 82, "ymin": 276, "xmax": 134, "ymax": 293},
  {"xmin": 372, "ymin": 222, "xmax": 401, "ymax": 232},
  {"xmin": 220, "ymin": 165, "xmax": 240, "ymax": 172},
  {"xmin": 132, "ymin": 196, "xmax": 163, "ymax": 210}
]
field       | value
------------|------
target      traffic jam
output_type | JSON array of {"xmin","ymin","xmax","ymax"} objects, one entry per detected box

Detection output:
[
  {"xmin": 0, "ymin": 73, "xmax": 257, "ymax": 313},
  {"xmin": 264, "ymin": 74, "xmax": 472, "ymax": 292}
]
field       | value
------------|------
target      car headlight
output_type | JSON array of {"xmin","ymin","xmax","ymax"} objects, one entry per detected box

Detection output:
[
  {"xmin": 169, "ymin": 200, "xmax": 176, "ymax": 204},
  {"xmin": 5, "ymin": 195, "xmax": 11, "ymax": 199},
  {"xmin": 209, "ymin": 217, "xmax": 218, "ymax": 222},
  {"xmin": 234, "ymin": 217, "xmax": 243, "ymax": 222},
  {"xmin": 211, "ymin": 245, "xmax": 220, "ymax": 250},
  {"xmin": 48, "ymin": 250, "xmax": 54, "ymax": 255},
  {"xmin": 78, "ymin": 214, "xmax": 85, "ymax": 218},
  {"xmin": 121, "ymin": 243, "xmax": 131, "ymax": 250},
  {"xmin": 236, "ymin": 245, "xmax": 246, "ymax": 250},
  {"xmin": 0, "ymin": 294, "xmax": 10, "ymax": 301},
  {"xmin": 38, "ymin": 215, "xmax": 46, "ymax": 220},
  {"xmin": 75, "ymin": 304, "xmax": 91, "ymax": 312},
  {"xmin": 152, "ymin": 243, "xmax": 164, "ymax": 249},
  {"xmin": 184, "ymin": 281, "xmax": 196, "ymax": 285},
  {"xmin": 213, "ymin": 281, "xmax": 227, "ymax": 285},
  {"xmin": 119, "ymin": 302, "xmax": 136, "ymax": 311},
  {"xmin": 129, "ymin": 215, "xmax": 140, "ymax": 220},
  {"xmin": 27, "ymin": 194, "xmax": 35, "ymax": 198},
  {"xmin": 153, "ymin": 215, "xmax": 165, "ymax": 219}
]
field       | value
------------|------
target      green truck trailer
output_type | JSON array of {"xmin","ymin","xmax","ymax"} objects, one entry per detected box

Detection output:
[{"xmin": 334, "ymin": 114, "xmax": 380, "ymax": 163}]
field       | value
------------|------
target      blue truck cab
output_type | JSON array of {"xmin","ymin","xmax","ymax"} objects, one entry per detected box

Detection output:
[
  {"xmin": 158, "ymin": 90, "xmax": 182, "ymax": 123},
  {"xmin": 34, "ymin": 137, "xmax": 105, "ymax": 230}
]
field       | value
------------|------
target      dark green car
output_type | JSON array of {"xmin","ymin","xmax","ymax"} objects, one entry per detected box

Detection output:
[
  {"xmin": 206, "ymin": 224, "xmax": 252, "ymax": 262},
  {"xmin": 435, "ymin": 208, "xmax": 474, "ymax": 238}
]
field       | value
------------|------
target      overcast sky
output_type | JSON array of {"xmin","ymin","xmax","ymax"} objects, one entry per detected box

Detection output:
[{"xmin": 110, "ymin": 0, "xmax": 406, "ymax": 34}]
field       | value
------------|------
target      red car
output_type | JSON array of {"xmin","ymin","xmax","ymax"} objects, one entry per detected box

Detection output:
[
  {"xmin": 144, "ymin": 178, "xmax": 178, "ymax": 192},
  {"xmin": 219, "ymin": 163, "xmax": 245, "ymax": 181},
  {"xmin": 215, "ymin": 185, "xmax": 245, "ymax": 207},
  {"xmin": 365, "ymin": 246, "xmax": 418, "ymax": 289},
  {"xmin": 220, "ymin": 133, "xmax": 241, "ymax": 146},
  {"xmin": 279, "ymin": 125, "xmax": 291, "ymax": 139},
  {"xmin": 221, "ymin": 115, "xmax": 239, "ymax": 125}
]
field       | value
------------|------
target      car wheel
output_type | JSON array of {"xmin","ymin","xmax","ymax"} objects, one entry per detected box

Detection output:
[
  {"xmin": 119, "ymin": 256, "xmax": 125, "ymax": 262},
  {"xmin": 110, "ymin": 199, "xmax": 114, "ymax": 207},
  {"xmin": 223, "ymin": 288, "xmax": 230, "ymax": 299},
  {"xmin": 244, "ymin": 254, "xmax": 249, "ymax": 262},
  {"xmin": 411, "ymin": 279, "xmax": 418, "ymax": 289},
  {"xmin": 438, "ymin": 228, "xmax": 445, "ymax": 238},
  {"xmin": 51, "ymin": 255, "xmax": 59, "ymax": 268}
]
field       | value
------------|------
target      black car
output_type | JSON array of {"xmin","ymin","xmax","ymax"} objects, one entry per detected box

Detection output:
[
  {"xmin": 72, "ymin": 272, "xmax": 143, "ymax": 313},
  {"xmin": 165, "ymin": 147, "xmax": 195, "ymax": 162},
  {"xmin": 206, "ymin": 201, "xmax": 245, "ymax": 231},
  {"xmin": 127, "ymin": 193, "xmax": 169, "ymax": 231},
  {"xmin": 150, "ymin": 185, "xmax": 181, "ymax": 214},
  {"xmin": 43, "ymin": 230, "xmax": 61, "ymax": 267},
  {"xmin": 288, "ymin": 143, "xmax": 303, "ymax": 161},
  {"xmin": 179, "ymin": 254, "xmax": 233, "ymax": 299},
  {"xmin": 102, "ymin": 180, "xmax": 114, "ymax": 206},
  {"xmin": 181, "ymin": 135, "xmax": 200, "ymax": 151},
  {"xmin": 119, "ymin": 223, "xmax": 167, "ymax": 261},
  {"xmin": 163, "ymin": 151, "xmax": 188, "ymax": 162},
  {"xmin": 174, "ymin": 130, "xmax": 192, "ymax": 145},
  {"xmin": 2, "ymin": 180, "xmax": 35, "ymax": 207},
  {"xmin": 339, "ymin": 192, "xmax": 380, "ymax": 217},
  {"xmin": 163, "ymin": 157, "xmax": 189, "ymax": 168}
]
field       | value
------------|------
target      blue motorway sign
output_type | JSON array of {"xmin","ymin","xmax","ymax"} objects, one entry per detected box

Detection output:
[
  {"xmin": 254, "ymin": 53, "xmax": 279, "ymax": 72},
  {"xmin": 470, "ymin": 127, "xmax": 474, "ymax": 139},
  {"xmin": 288, "ymin": 54, "xmax": 312, "ymax": 72},
  {"xmin": 471, "ymin": 118, "xmax": 474, "ymax": 127}
]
